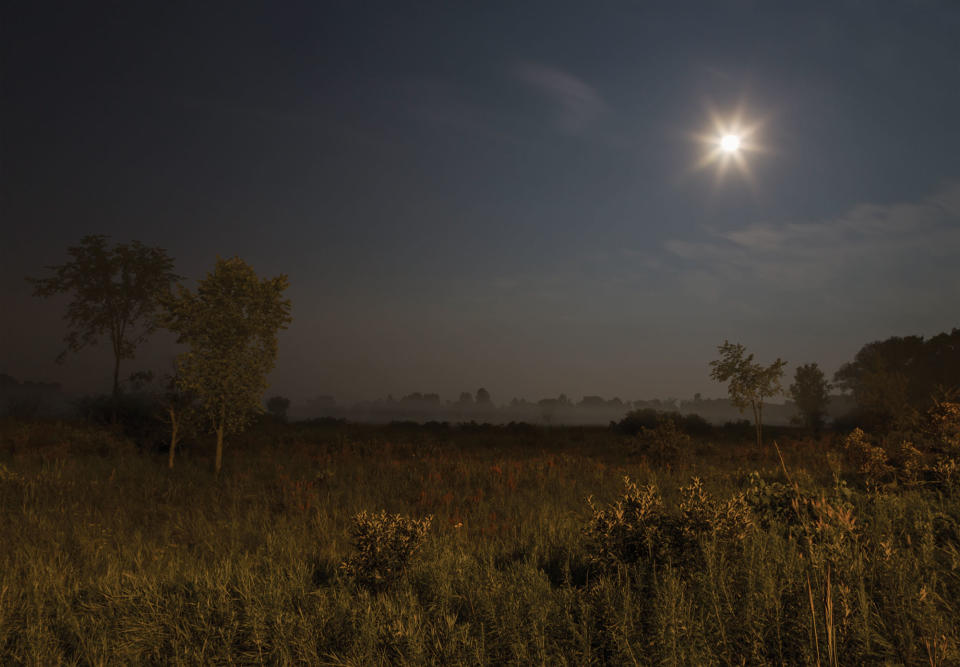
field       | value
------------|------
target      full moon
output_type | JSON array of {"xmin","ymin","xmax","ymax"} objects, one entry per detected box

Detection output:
[{"xmin": 720, "ymin": 133, "xmax": 741, "ymax": 152}]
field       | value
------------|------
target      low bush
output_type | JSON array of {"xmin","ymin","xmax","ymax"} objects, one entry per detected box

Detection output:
[
  {"xmin": 583, "ymin": 476, "xmax": 754, "ymax": 571},
  {"xmin": 339, "ymin": 510, "xmax": 433, "ymax": 589},
  {"xmin": 632, "ymin": 418, "xmax": 692, "ymax": 465},
  {"xmin": 613, "ymin": 409, "xmax": 712, "ymax": 437}
]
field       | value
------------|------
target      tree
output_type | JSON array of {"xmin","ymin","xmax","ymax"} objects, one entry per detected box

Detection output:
[
  {"xmin": 158, "ymin": 371, "xmax": 196, "ymax": 470},
  {"xmin": 709, "ymin": 341, "xmax": 786, "ymax": 448},
  {"xmin": 834, "ymin": 330, "xmax": 960, "ymax": 429},
  {"xmin": 789, "ymin": 362, "xmax": 831, "ymax": 433},
  {"xmin": 475, "ymin": 388, "xmax": 492, "ymax": 406},
  {"xmin": 266, "ymin": 395, "xmax": 291, "ymax": 422},
  {"xmin": 161, "ymin": 257, "xmax": 291, "ymax": 475},
  {"xmin": 27, "ymin": 235, "xmax": 180, "ymax": 418}
]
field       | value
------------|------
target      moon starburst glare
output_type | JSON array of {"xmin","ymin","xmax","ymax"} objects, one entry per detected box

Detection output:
[
  {"xmin": 721, "ymin": 134, "xmax": 741, "ymax": 152},
  {"xmin": 690, "ymin": 104, "xmax": 767, "ymax": 190}
]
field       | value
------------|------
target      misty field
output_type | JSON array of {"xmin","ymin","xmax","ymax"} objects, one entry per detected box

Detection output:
[{"xmin": 2, "ymin": 419, "xmax": 959, "ymax": 666}]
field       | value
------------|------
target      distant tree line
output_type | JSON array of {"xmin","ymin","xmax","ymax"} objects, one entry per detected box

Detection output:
[{"xmin": 19, "ymin": 235, "xmax": 960, "ymax": 459}]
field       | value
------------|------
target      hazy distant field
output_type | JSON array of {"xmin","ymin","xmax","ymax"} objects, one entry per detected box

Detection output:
[{"xmin": 2, "ymin": 419, "xmax": 958, "ymax": 665}]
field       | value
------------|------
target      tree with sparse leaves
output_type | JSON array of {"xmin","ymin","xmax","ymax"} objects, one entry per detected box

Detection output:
[
  {"xmin": 709, "ymin": 341, "xmax": 786, "ymax": 448},
  {"xmin": 789, "ymin": 362, "xmax": 831, "ymax": 434},
  {"xmin": 27, "ymin": 235, "xmax": 180, "ymax": 419},
  {"xmin": 161, "ymin": 257, "xmax": 291, "ymax": 474}
]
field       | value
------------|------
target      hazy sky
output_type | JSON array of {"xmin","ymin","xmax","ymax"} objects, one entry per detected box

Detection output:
[{"xmin": 3, "ymin": 1, "xmax": 959, "ymax": 404}]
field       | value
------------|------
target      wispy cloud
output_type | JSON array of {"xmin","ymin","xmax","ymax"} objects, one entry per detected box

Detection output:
[
  {"xmin": 660, "ymin": 181, "xmax": 960, "ymax": 307},
  {"xmin": 515, "ymin": 62, "xmax": 606, "ymax": 133}
]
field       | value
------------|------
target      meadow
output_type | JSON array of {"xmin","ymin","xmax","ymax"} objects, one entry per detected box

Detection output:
[{"xmin": 1, "ymin": 417, "xmax": 958, "ymax": 665}]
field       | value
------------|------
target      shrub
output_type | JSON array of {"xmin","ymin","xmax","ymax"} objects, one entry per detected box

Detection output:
[
  {"xmin": 926, "ymin": 400, "xmax": 960, "ymax": 454},
  {"xmin": 932, "ymin": 457, "xmax": 960, "ymax": 492},
  {"xmin": 678, "ymin": 477, "xmax": 754, "ymax": 545},
  {"xmin": 613, "ymin": 409, "xmax": 712, "ymax": 437},
  {"xmin": 720, "ymin": 419, "xmax": 754, "ymax": 440},
  {"xmin": 74, "ymin": 392, "xmax": 168, "ymax": 451},
  {"xmin": 339, "ymin": 510, "xmax": 432, "ymax": 589},
  {"xmin": 744, "ymin": 471, "xmax": 802, "ymax": 529},
  {"xmin": 584, "ymin": 477, "xmax": 668, "ymax": 568},
  {"xmin": 632, "ymin": 418, "xmax": 692, "ymax": 465},
  {"xmin": 844, "ymin": 428, "xmax": 893, "ymax": 488},
  {"xmin": 584, "ymin": 476, "xmax": 754, "ymax": 571},
  {"xmin": 266, "ymin": 395, "xmax": 291, "ymax": 422},
  {"xmin": 890, "ymin": 440, "xmax": 924, "ymax": 485},
  {"xmin": 0, "ymin": 419, "xmax": 136, "ymax": 458}
]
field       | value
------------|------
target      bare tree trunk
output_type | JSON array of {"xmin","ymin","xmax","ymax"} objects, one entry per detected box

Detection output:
[
  {"xmin": 215, "ymin": 405, "xmax": 225, "ymax": 475},
  {"xmin": 111, "ymin": 353, "xmax": 121, "ymax": 424},
  {"xmin": 757, "ymin": 402, "xmax": 764, "ymax": 448},
  {"xmin": 168, "ymin": 407, "xmax": 178, "ymax": 469},
  {"xmin": 752, "ymin": 401, "xmax": 762, "ymax": 448}
]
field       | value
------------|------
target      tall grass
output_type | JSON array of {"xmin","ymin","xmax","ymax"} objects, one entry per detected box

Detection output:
[{"xmin": 1, "ymin": 418, "xmax": 958, "ymax": 664}]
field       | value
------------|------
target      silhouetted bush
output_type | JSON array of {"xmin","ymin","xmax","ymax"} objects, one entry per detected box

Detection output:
[
  {"xmin": 632, "ymin": 419, "xmax": 691, "ymax": 465},
  {"xmin": 719, "ymin": 419, "xmax": 753, "ymax": 440},
  {"xmin": 75, "ymin": 393, "xmax": 168, "ymax": 452},
  {"xmin": 613, "ymin": 409, "xmax": 712, "ymax": 437},
  {"xmin": 266, "ymin": 395, "xmax": 291, "ymax": 422},
  {"xmin": 0, "ymin": 420, "xmax": 136, "ymax": 458}
]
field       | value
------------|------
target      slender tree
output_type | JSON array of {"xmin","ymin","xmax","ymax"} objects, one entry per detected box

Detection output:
[
  {"xmin": 789, "ymin": 362, "xmax": 832, "ymax": 434},
  {"xmin": 27, "ymin": 235, "xmax": 180, "ymax": 419},
  {"xmin": 161, "ymin": 257, "xmax": 292, "ymax": 474},
  {"xmin": 709, "ymin": 341, "xmax": 786, "ymax": 448},
  {"xmin": 157, "ymin": 370, "xmax": 196, "ymax": 470}
]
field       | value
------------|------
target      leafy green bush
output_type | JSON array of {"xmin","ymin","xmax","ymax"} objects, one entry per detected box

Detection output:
[{"xmin": 340, "ymin": 510, "xmax": 433, "ymax": 589}]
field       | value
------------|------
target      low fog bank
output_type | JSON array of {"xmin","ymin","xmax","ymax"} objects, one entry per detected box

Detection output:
[
  {"xmin": 290, "ymin": 391, "xmax": 858, "ymax": 427},
  {"xmin": 0, "ymin": 375, "xmax": 857, "ymax": 428}
]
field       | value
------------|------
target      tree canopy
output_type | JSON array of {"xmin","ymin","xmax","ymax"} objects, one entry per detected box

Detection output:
[
  {"xmin": 27, "ymin": 235, "xmax": 180, "ymax": 411},
  {"xmin": 162, "ymin": 257, "xmax": 292, "ymax": 474},
  {"xmin": 709, "ymin": 341, "xmax": 786, "ymax": 447},
  {"xmin": 834, "ymin": 329, "xmax": 960, "ymax": 429},
  {"xmin": 789, "ymin": 362, "xmax": 831, "ymax": 433}
]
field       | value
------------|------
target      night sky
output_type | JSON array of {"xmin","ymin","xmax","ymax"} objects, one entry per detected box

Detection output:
[{"xmin": 3, "ymin": 1, "xmax": 959, "ymax": 405}]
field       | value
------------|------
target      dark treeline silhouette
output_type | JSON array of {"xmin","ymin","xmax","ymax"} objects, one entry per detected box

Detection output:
[
  {"xmin": 834, "ymin": 328, "xmax": 960, "ymax": 430},
  {"xmin": 0, "ymin": 374, "xmax": 71, "ymax": 419}
]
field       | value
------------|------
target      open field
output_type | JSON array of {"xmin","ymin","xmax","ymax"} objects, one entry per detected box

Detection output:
[{"xmin": 2, "ymin": 419, "xmax": 959, "ymax": 665}]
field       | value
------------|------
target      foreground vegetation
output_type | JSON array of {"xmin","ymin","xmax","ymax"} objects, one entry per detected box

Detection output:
[{"xmin": 2, "ymin": 417, "xmax": 959, "ymax": 665}]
